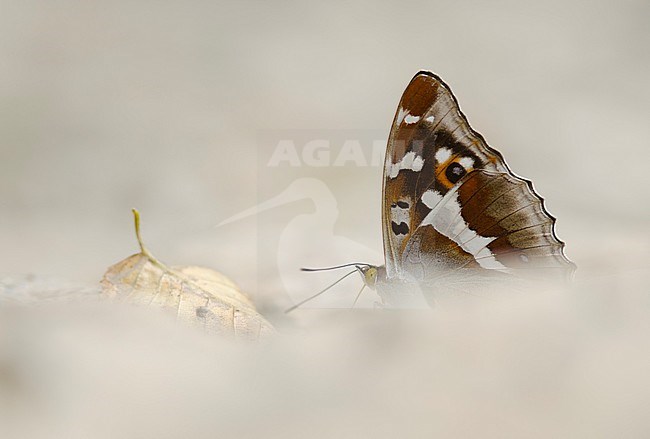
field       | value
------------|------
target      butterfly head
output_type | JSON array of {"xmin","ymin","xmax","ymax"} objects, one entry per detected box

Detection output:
[
  {"xmin": 286, "ymin": 262, "xmax": 386, "ymax": 312},
  {"xmin": 356, "ymin": 264, "xmax": 385, "ymax": 290}
]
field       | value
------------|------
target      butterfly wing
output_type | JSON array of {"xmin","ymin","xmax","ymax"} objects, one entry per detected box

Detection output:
[{"xmin": 382, "ymin": 71, "xmax": 575, "ymax": 280}]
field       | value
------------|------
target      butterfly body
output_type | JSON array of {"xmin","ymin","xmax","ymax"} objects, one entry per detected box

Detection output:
[{"xmin": 361, "ymin": 71, "xmax": 575, "ymax": 307}]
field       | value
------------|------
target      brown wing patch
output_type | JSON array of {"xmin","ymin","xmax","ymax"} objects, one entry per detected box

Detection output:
[
  {"xmin": 456, "ymin": 171, "xmax": 575, "ymax": 277},
  {"xmin": 400, "ymin": 228, "xmax": 480, "ymax": 281},
  {"xmin": 396, "ymin": 74, "xmax": 441, "ymax": 123}
]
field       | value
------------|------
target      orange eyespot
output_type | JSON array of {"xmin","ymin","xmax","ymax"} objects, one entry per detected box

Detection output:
[
  {"xmin": 435, "ymin": 156, "xmax": 474, "ymax": 188},
  {"xmin": 446, "ymin": 162, "xmax": 466, "ymax": 184}
]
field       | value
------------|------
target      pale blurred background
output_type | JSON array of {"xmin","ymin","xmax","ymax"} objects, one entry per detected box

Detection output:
[{"xmin": 2, "ymin": 1, "xmax": 650, "ymax": 437}]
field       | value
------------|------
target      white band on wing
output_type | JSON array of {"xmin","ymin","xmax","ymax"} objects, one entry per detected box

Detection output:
[
  {"xmin": 386, "ymin": 151, "xmax": 424, "ymax": 179},
  {"xmin": 420, "ymin": 188, "xmax": 507, "ymax": 270}
]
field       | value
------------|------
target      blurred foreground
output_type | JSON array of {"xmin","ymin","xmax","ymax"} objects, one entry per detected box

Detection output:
[{"xmin": 1, "ymin": 269, "xmax": 648, "ymax": 439}]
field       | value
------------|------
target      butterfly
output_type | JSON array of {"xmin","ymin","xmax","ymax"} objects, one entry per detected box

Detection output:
[
  {"xmin": 338, "ymin": 71, "xmax": 574, "ymax": 307},
  {"xmin": 293, "ymin": 71, "xmax": 576, "ymax": 310}
]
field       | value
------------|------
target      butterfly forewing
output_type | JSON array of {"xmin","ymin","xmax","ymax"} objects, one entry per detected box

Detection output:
[{"xmin": 382, "ymin": 71, "xmax": 575, "ymax": 281}]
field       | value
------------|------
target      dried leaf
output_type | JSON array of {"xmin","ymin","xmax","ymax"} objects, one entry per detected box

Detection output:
[{"xmin": 100, "ymin": 209, "xmax": 274, "ymax": 340}]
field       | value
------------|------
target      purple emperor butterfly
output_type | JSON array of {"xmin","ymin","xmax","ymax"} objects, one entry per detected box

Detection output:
[
  {"xmin": 352, "ymin": 71, "xmax": 575, "ymax": 306},
  {"xmin": 295, "ymin": 71, "xmax": 575, "ymax": 310}
]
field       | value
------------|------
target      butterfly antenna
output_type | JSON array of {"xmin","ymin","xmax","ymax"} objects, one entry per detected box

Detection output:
[
  {"xmin": 351, "ymin": 284, "xmax": 366, "ymax": 309},
  {"xmin": 285, "ymin": 269, "xmax": 357, "ymax": 313},
  {"xmin": 301, "ymin": 262, "xmax": 370, "ymax": 272}
]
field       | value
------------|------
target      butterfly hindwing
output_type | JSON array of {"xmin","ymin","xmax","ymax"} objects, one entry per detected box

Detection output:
[
  {"xmin": 382, "ymin": 71, "xmax": 575, "ymax": 280},
  {"xmin": 402, "ymin": 170, "xmax": 575, "ymax": 279}
]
